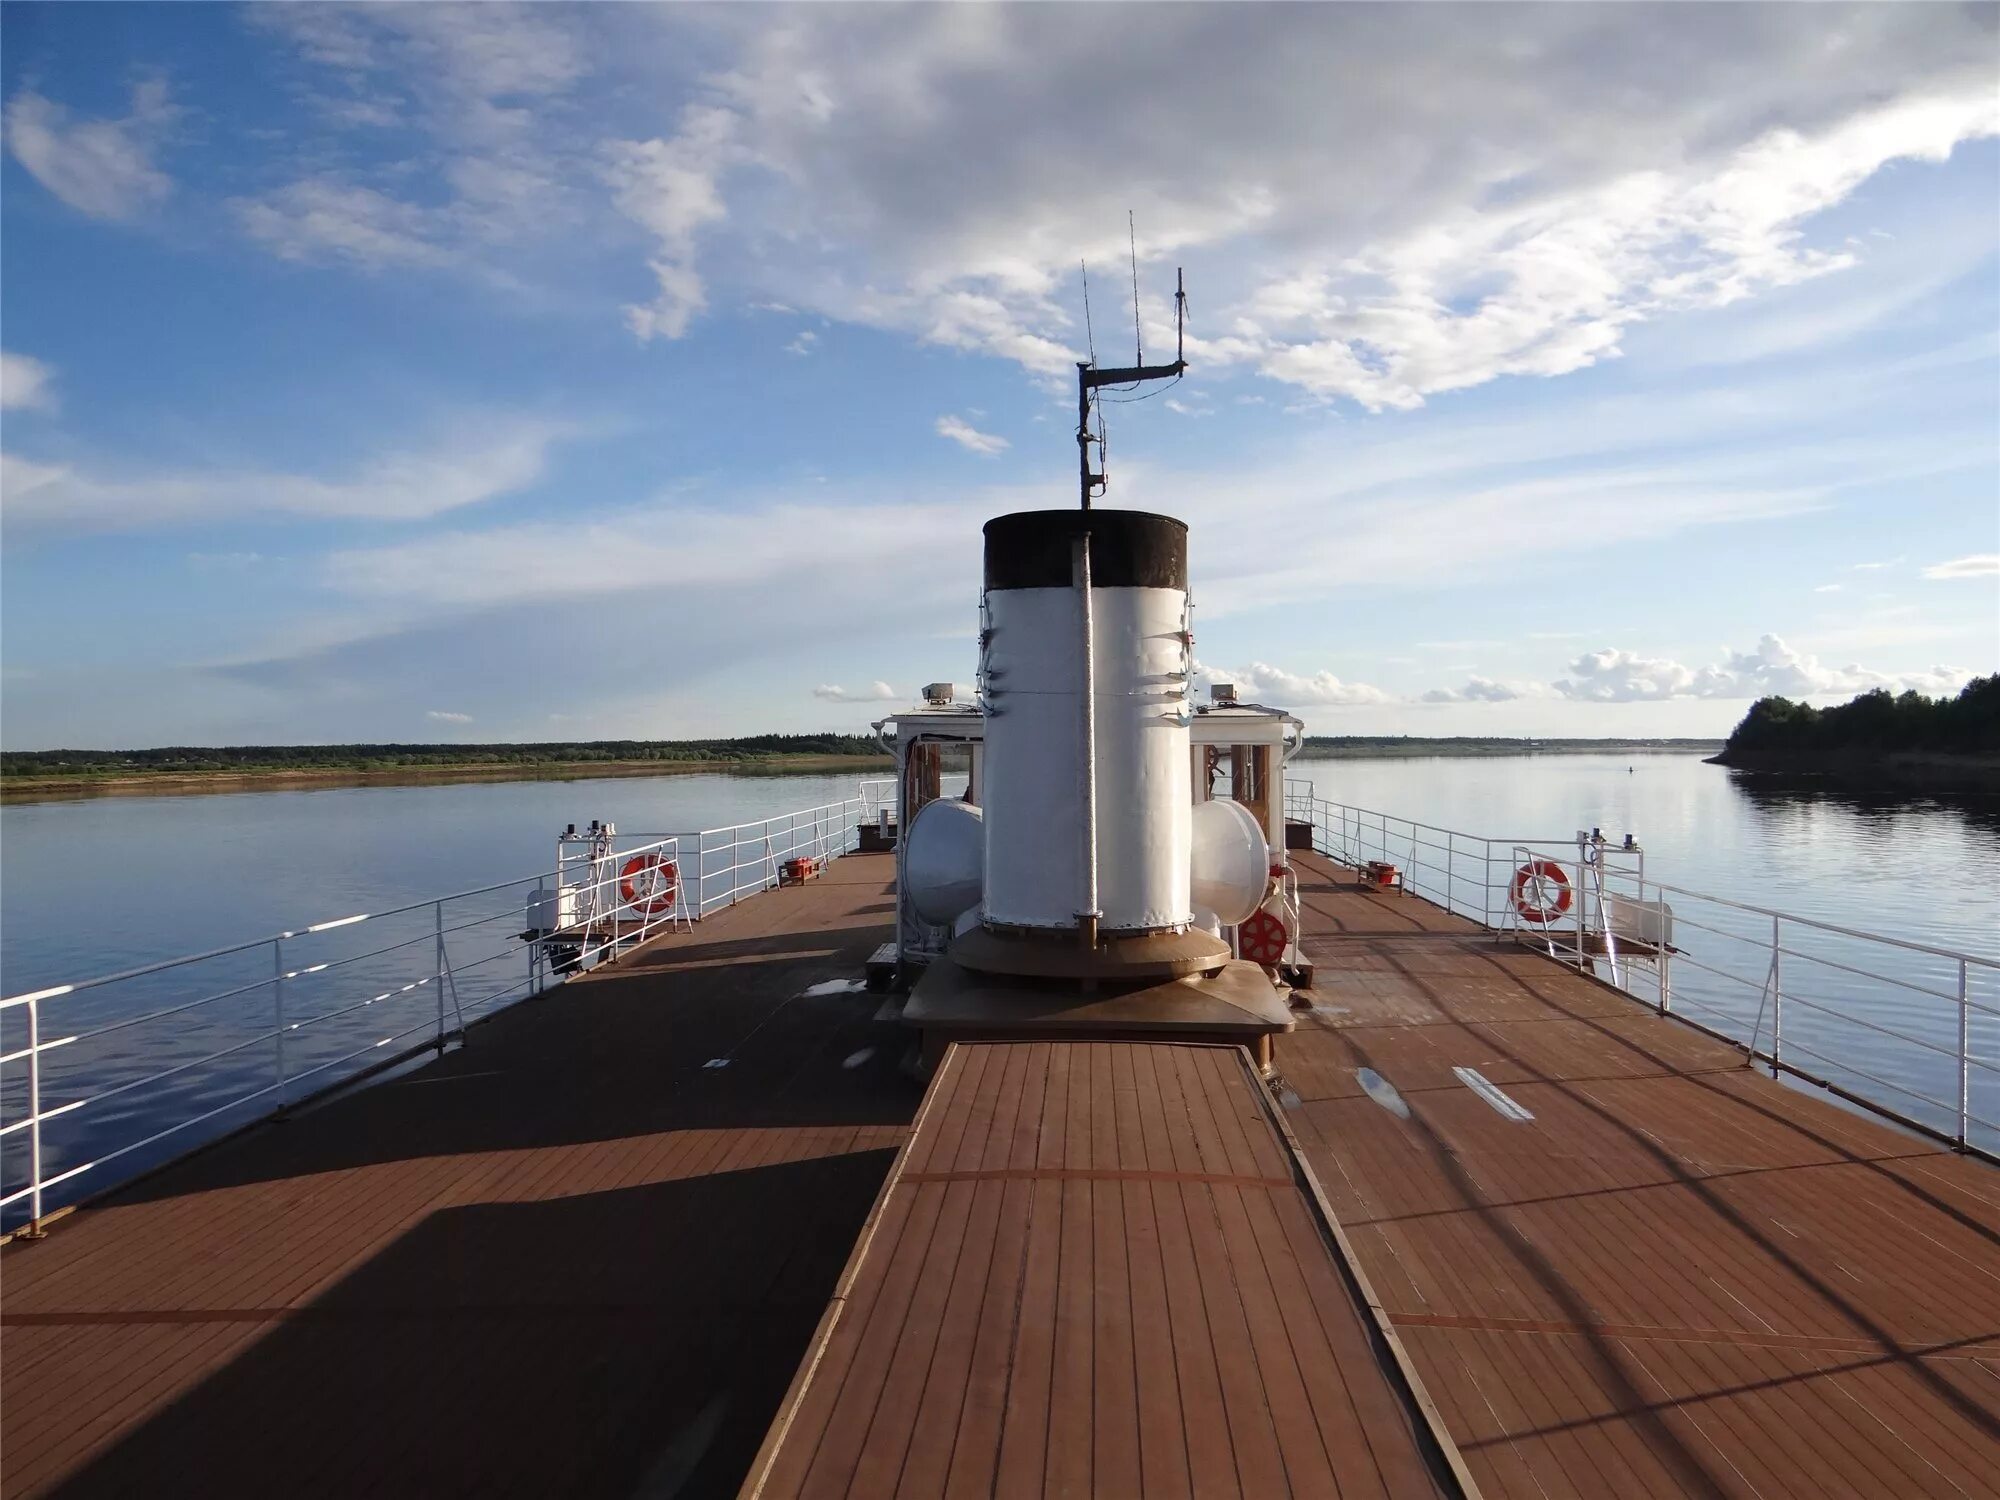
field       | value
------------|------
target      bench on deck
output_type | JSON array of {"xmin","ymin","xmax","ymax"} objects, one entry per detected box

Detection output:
[{"xmin": 739, "ymin": 1039, "xmax": 1473, "ymax": 1500}]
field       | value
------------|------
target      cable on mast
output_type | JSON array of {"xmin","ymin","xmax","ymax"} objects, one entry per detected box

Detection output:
[
  {"xmin": 1129, "ymin": 211, "xmax": 1142, "ymax": 367},
  {"xmin": 1080, "ymin": 259, "xmax": 1097, "ymax": 366}
]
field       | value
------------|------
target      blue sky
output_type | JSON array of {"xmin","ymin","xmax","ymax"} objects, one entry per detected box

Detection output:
[{"xmin": 2, "ymin": 2, "xmax": 1996, "ymax": 749}]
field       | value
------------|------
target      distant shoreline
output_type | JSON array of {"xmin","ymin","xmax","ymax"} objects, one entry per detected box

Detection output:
[
  {"xmin": 1296, "ymin": 740, "xmax": 1722, "ymax": 760},
  {"xmin": 0, "ymin": 754, "xmax": 896, "ymax": 804},
  {"xmin": 1, "ymin": 739, "xmax": 1731, "ymax": 804}
]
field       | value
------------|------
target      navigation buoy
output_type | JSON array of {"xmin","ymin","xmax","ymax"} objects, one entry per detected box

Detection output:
[
  {"xmin": 619, "ymin": 854, "xmax": 679, "ymax": 916},
  {"xmin": 1510, "ymin": 859, "xmax": 1572, "ymax": 924}
]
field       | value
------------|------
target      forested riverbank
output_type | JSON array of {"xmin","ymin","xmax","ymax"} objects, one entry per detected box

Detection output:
[{"xmin": 1709, "ymin": 676, "xmax": 2000, "ymax": 790}]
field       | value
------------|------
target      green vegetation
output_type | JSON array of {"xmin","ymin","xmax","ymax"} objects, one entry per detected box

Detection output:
[
  {"xmin": 0, "ymin": 734, "xmax": 888, "ymax": 781},
  {"xmin": 1298, "ymin": 736, "xmax": 1721, "ymax": 758},
  {"xmin": 1714, "ymin": 676, "xmax": 2000, "ymax": 766}
]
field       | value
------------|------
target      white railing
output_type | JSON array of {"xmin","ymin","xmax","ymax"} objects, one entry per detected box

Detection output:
[
  {"xmin": 1283, "ymin": 780, "xmax": 2000, "ymax": 1159},
  {"xmin": 0, "ymin": 797, "xmax": 871, "ymax": 1235},
  {"xmin": 857, "ymin": 779, "xmax": 897, "ymax": 828}
]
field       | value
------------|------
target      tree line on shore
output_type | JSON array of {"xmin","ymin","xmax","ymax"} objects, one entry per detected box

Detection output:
[
  {"xmin": 0, "ymin": 734, "xmax": 889, "ymax": 778},
  {"xmin": 1718, "ymin": 675, "xmax": 1999, "ymax": 760}
]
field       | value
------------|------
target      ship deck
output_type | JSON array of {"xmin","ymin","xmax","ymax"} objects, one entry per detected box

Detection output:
[{"xmin": 4, "ymin": 849, "xmax": 1997, "ymax": 1497}]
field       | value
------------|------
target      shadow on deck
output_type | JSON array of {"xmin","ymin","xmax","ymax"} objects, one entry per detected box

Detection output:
[{"xmin": 2, "ymin": 857, "xmax": 917, "ymax": 1500}]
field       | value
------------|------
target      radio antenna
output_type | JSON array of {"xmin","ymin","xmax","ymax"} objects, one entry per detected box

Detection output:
[{"xmin": 1075, "ymin": 238, "xmax": 1188, "ymax": 511}]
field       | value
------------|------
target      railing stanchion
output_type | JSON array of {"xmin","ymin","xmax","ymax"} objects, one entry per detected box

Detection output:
[
  {"xmin": 1958, "ymin": 958, "xmax": 1970, "ymax": 1151},
  {"xmin": 1770, "ymin": 915, "xmax": 1782, "ymax": 1079},
  {"xmin": 435, "ymin": 901, "xmax": 447, "ymax": 1052},
  {"xmin": 532, "ymin": 880, "xmax": 544, "ymax": 995},
  {"xmin": 273, "ymin": 936, "xmax": 288, "ymax": 1114},
  {"xmin": 24, "ymin": 997, "xmax": 45, "ymax": 1237},
  {"xmin": 1654, "ymin": 883, "xmax": 1671, "ymax": 1016}
]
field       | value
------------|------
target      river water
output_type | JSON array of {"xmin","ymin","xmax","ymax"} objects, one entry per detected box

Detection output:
[{"xmin": 3, "ymin": 754, "xmax": 1995, "ymax": 1220}]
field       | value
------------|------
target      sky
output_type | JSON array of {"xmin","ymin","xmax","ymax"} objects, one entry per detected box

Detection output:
[{"xmin": 2, "ymin": 2, "xmax": 1996, "ymax": 750}]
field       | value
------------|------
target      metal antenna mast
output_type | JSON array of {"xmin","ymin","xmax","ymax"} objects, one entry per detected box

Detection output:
[{"xmin": 1077, "ymin": 247, "xmax": 1187, "ymax": 511}]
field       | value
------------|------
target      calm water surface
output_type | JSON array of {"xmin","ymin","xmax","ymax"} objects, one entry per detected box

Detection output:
[
  {"xmin": 1292, "ymin": 752, "xmax": 1999, "ymax": 955},
  {"xmin": 3, "ymin": 754, "xmax": 1995, "ymax": 1218},
  {"xmin": 10, "ymin": 754, "xmax": 1993, "ymax": 988}
]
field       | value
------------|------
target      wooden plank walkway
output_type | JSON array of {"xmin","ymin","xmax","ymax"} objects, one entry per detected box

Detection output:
[
  {"xmin": 0, "ymin": 854, "xmax": 918, "ymax": 1500},
  {"xmin": 1282, "ymin": 850, "xmax": 2000, "ymax": 1500},
  {"xmin": 5, "ymin": 841, "xmax": 1996, "ymax": 1498},
  {"xmin": 741, "ymin": 1039, "xmax": 1466, "ymax": 1500}
]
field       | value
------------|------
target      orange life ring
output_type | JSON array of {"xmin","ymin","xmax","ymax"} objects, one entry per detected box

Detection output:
[
  {"xmin": 1238, "ymin": 908, "xmax": 1288, "ymax": 966},
  {"xmin": 619, "ymin": 854, "xmax": 679, "ymax": 916},
  {"xmin": 1510, "ymin": 859, "xmax": 1572, "ymax": 924}
]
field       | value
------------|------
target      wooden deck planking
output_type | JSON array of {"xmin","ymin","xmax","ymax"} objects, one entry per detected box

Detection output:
[
  {"xmin": 6, "ymin": 835, "xmax": 1997, "ymax": 1499},
  {"xmin": 1284, "ymin": 849, "xmax": 2000, "ymax": 1500},
  {"xmin": 1, "ymin": 855, "xmax": 919, "ymax": 1500},
  {"xmin": 744, "ymin": 1040, "xmax": 1460, "ymax": 1500}
]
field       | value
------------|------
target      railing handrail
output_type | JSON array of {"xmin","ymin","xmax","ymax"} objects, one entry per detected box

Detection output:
[
  {"xmin": 1286, "ymin": 781, "xmax": 1995, "ymax": 1158},
  {"xmin": 1, "ymin": 794, "xmax": 875, "ymax": 1232},
  {"xmin": 3, "ymin": 800, "xmax": 873, "ymax": 1008},
  {"xmin": 1292, "ymin": 791, "xmax": 1997, "ymax": 970}
]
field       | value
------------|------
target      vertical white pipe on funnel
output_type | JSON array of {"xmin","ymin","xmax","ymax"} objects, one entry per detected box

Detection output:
[{"xmin": 1074, "ymin": 535, "xmax": 1100, "ymax": 943}]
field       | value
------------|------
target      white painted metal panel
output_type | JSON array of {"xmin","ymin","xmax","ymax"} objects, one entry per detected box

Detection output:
[
  {"xmin": 982, "ymin": 583, "xmax": 1190, "ymax": 931},
  {"xmin": 1190, "ymin": 796, "xmax": 1269, "ymax": 925},
  {"xmin": 903, "ymin": 798, "xmax": 984, "ymax": 924}
]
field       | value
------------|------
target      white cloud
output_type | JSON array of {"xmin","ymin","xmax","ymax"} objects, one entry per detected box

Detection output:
[
  {"xmin": 288, "ymin": 350, "xmax": 1975, "ymax": 674},
  {"xmin": 1421, "ymin": 676, "xmax": 1549, "ymax": 705},
  {"xmin": 1240, "ymin": 92, "xmax": 2000, "ymax": 410},
  {"xmin": 935, "ymin": 414, "xmax": 1008, "ymax": 456},
  {"xmin": 812, "ymin": 681, "xmax": 900, "ymax": 703},
  {"xmin": 1194, "ymin": 660, "xmax": 1389, "ymax": 707},
  {"xmin": 3, "ymin": 420, "xmax": 566, "ymax": 532},
  {"xmin": 1813, "ymin": 583, "xmax": 1843, "ymax": 593},
  {"xmin": 785, "ymin": 330, "xmax": 818, "ymax": 356},
  {"xmin": 1555, "ymin": 634, "xmax": 1973, "ymax": 703},
  {"xmin": 1851, "ymin": 557, "xmax": 1906, "ymax": 570},
  {"xmin": 1923, "ymin": 554, "xmax": 1999, "ymax": 580},
  {"xmin": 253, "ymin": 3, "xmax": 586, "ymax": 138},
  {"xmin": 233, "ymin": 178, "xmax": 455, "ymax": 269},
  {"xmin": 425, "ymin": 710, "xmax": 474, "ymax": 724},
  {"xmin": 604, "ymin": 106, "xmax": 739, "ymax": 341},
  {"xmin": 3, "ymin": 80, "xmax": 175, "ymax": 220},
  {"xmin": 0, "ymin": 352, "xmax": 55, "ymax": 412},
  {"xmin": 609, "ymin": 6, "xmax": 2000, "ymax": 396},
  {"xmin": 235, "ymin": 7, "xmax": 596, "ymax": 279},
  {"xmin": 319, "ymin": 488, "xmax": 990, "ymax": 611},
  {"xmin": 250, "ymin": 5, "xmax": 1999, "ymax": 396}
]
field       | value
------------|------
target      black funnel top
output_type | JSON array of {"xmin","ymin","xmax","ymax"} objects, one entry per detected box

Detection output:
[{"xmin": 982, "ymin": 510, "xmax": 1188, "ymax": 592}]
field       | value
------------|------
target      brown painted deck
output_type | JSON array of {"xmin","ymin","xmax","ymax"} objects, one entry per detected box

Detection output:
[
  {"xmin": 4, "ymin": 844, "xmax": 1997, "ymax": 1498},
  {"xmin": 1281, "ymin": 850, "xmax": 2000, "ymax": 1499},
  {"xmin": 741, "ymin": 1039, "xmax": 1464, "ymax": 1500},
  {"xmin": 1, "ymin": 854, "xmax": 918, "ymax": 1499}
]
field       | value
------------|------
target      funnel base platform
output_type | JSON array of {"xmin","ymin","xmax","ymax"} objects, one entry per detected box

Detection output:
[{"xmin": 904, "ymin": 956, "xmax": 1294, "ymax": 1072}]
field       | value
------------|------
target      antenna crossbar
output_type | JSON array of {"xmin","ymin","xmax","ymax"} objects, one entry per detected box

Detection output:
[{"xmin": 1077, "ymin": 264, "xmax": 1188, "ymax": 510}]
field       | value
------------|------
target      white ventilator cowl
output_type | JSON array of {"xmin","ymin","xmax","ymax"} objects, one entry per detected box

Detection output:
[
  {"xmin": 1190, "ymin": 797, "xmax": 1270, "ymax": 926},
  {"xmin": 903, "ymin": 798, "xmax": 985, "ymax": 924}
]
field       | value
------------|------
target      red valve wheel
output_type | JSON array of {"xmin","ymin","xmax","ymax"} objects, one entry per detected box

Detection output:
[{"xmin": 1238, "ymin": 908, "xmax": 1288, "ymax": 966}]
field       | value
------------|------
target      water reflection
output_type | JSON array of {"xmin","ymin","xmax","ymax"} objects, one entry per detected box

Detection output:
[{"xmin": 1725, "ymin": 771, "xmax": 2000, "ymax": 837}]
